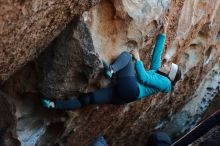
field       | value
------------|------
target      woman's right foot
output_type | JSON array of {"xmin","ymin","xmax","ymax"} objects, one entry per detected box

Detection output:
[
  {"xmin": 102, "ymin": 60, "xmax": 114, "ymax": 79},
  {"xmin": 41, "ymin": 99, "xmax": 55, "ymax": 109}
]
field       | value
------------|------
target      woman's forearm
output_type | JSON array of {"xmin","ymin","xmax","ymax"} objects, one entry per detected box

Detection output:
[{"xmin": 150, "ymin": 34, "xmax": 166, "ymax": 70}]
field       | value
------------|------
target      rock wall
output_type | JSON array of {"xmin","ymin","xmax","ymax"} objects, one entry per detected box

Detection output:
[
  {"xmin": 0, "ymin": 0, "xmax": 100, "ymax": 84},
  {"xmin": 1, "ymin": 0, "xmax": 220, "ymax": 146},
  {"xmin": 162, "ymin": 0, "xmax": 220, "ymax": 138},
  {"xmin": 1, "ymin": 62, "xmax": 69, "ymax": 146},
  {"xmin": 38, "ymin": 16, "xmax": 102, "ymax": 98},
  {"xmin": 191, "ymin": 92, "xmax": 220, "ymax": 146},
  {"xmin": 0, "ymin": 91, "xmax": 20, "ymax": 146}
]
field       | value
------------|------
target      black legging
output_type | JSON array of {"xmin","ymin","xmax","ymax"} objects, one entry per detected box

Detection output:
[{"xmin": 55, "ymin": 51, "xmax": 139, "ymax": 110}]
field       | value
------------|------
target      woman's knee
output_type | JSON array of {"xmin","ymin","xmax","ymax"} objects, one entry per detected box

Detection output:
[
  {"xmin": 121, "ymin": 51, "xmax": 130, "ymax": 56},
  {"xmin": 120, "ymin": 51, "xmax": 132, "ymax": 60}
]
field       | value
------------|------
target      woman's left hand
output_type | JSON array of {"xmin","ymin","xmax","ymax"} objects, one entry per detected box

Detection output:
[{"xmin": 130, "ymin": 49, "xmax": 140, "ymax": 61}]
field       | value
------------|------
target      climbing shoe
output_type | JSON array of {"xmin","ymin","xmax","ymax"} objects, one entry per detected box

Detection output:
[
  {"xmin": 41, "ymin": 99, "xmax": 55, "ymax": 109},
  {"xmin": 102, "ymin": 60, "xmax": 114, "ymax": 79}
]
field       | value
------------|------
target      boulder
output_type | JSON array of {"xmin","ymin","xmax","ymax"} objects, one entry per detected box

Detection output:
[
  {"xmin": 38, "ymin": 16, "xmax": 102, "ymax": 98},
  {"xmin": 0, "ymin": 91, "xmax": 20, "ymax": 146},
  {"xmin": 0, "ymin": 0, "xmax": 100, "ymax": 84}
]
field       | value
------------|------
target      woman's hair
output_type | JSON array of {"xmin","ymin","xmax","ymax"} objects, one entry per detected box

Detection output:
[
  {"xmin": 156, "ymin": 70, "xmax": 169, "ymax": 79},
  {"xmin": 156, "ymin": 68, "xmax": 182, "ymax": 86}
]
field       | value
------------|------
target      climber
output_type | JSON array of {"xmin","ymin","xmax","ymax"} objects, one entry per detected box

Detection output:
[{"xmin": 41, "ymin": 16, "xmax": 182, "ymax": 110}]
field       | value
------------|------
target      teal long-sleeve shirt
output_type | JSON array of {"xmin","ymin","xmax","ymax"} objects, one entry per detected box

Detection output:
[{"xmin": 136, "ymin": 34, "xmax": 172, "ymax": 99}]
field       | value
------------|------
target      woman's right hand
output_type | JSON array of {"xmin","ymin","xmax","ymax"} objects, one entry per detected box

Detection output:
[
  {"xmin": 130, "ymin": 49, "xmax": 140, "ymax": 61},
  {"xmin": 162, "ymin": 16, "xmax": 169, "ymax": 34}
]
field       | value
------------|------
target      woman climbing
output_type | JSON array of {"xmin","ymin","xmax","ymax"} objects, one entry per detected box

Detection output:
[{"xmin": 41, "ymin": 17, "xmax": 182, "ymax": 110}]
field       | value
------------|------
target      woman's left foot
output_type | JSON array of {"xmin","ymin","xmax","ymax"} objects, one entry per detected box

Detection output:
[
  {"xmin": 102, "ymin": 60, "xmax": 114, "ymax": 79},
  {"xmin": 41, "ymin": 99, "xmax": 55, "ymax": 109}
]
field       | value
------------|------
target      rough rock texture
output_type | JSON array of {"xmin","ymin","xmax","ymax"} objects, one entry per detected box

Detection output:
[
  {"xmin": 1, "ymin": 0, "xmax": 220, "ymax": 146},
  {"xmin": 2, "ymin": 62, "xmax": 68, "ymax": 146},
  {"xmin": 163, "ymin": 62, "xmax": 219, "ymax": 138},
  {"xmin": 83, "ymin": 0, "xmax": 171, "ymax": 61},
  {"xmin": 38, "ymin": 16, "xmax": 102, "ymax": 98},
  {"xmin": 0, "ymin": 0, "xmax": 100, "ymax": 84},
  {"xmin": 194, "ymin": 126, "xmax": 220, "ymax": 146},
  {"xmin": 0, "ymin": 91, "xmax": 20, "ymax": 146},
  {"xmin": 162, "ymin": 0, "xmax": 220, "ymax": 138},
  {"xmin": 191, "ymin": 92, "xmax": 220, "ymax": 146}
]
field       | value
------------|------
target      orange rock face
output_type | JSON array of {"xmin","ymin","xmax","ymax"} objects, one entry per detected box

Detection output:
[{"xmin": 0, "ymin": 0, "xmax": 220, "ymax": 146}]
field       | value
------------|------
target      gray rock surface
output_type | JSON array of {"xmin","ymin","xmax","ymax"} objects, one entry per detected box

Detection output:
[
  {"xmin": 0, "ymin": 91, "xmax": 20, "ymax": 146},
  {"xmin": 38, "ymin": 17, "xmax": 102, "ymax": 98}
]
